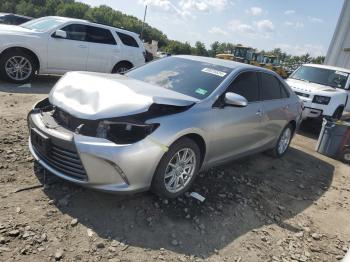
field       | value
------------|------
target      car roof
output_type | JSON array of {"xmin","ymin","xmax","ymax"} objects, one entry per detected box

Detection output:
[
  {"xmin": 303, "ymin": 63, "xmax": 350, "ymax": 73},
  {"xmin": 46, "ymin": 16, "xmax": 140, "ymax": 37},
  {"xmin": 176, "ymin": 55, "xmax": 274, "ymax": 72}
]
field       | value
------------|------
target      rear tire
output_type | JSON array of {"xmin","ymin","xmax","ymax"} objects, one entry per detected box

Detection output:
[
  {"xmin": 0, "ymin": 50, "xmax": 36, "ymax": 83},
  {"xmin": 151, "ymin": 137, "xmax": 201, "ymax": 198},
  {"xmin": 112, "ymin": 62, "xmax": 133, "ymax": 74},
  {"xmin": 268, "ymin": 124, "xmax": 294, "ymax": 158}
]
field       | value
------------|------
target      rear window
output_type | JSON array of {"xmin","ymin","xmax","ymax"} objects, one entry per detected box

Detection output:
[
  {"xmin": 117, "ymin": 32, "xmax": 139, "ymax": 47},
  {"xmin": 126, "ymin": 57, "xmax": 232, "ymax": 99}
]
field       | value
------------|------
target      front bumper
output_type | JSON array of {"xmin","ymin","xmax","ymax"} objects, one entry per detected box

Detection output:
[
  {"xmin": 28, "ymin": 111, "xmax": 165, "ymax": 193},
  {"xmin": 297, "ymin": 96, "xmax": 329, "ymax": 119}
]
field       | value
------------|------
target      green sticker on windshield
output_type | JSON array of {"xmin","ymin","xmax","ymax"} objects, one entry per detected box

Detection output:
[{"xmin": 195, "ymin": 88, "xmax": 208, "ymax": 95}]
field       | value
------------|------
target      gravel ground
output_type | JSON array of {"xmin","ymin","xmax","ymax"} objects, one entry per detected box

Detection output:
[{"xmin": 0, "ymin": 76, "xmax": 350, "ymax": 262}]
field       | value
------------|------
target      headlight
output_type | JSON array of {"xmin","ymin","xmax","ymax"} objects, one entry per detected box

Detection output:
[
  {"xmin": 96, "ymin": 121, "xmax": 159, "ymax": 144},
  {"xmin": 312, "ymin": 95, "xmax": 331, "ymax": 105}
]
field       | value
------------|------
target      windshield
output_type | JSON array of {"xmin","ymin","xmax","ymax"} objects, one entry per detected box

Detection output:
[
  {"xmin": 290, "ymin": 65, "xmax": 349, "ymax": 89},
  {"xmin": 126, "ymin": 57, "xmax": 232, "ymax": 99},
  {"xmin": 21, "ymin": 17, "xmax": 64, "ymax": 32}
]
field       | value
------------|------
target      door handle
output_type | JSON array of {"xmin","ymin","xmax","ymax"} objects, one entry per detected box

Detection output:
[
  {"xmin": 78, "ymin": 45, "xmax": 87, "ymax": 48},
  {"xmin": 256, "ymin": 109, "xmax": 263, "ymax": 117},
  {"xmin": 283, "ymin": 104, "xmax": 289, "ymax": 110}
]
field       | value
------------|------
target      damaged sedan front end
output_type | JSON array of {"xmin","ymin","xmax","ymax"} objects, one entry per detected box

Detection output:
[{"xmin": 28, "ymin": 70, "xmax": 198, "ymax": 193}]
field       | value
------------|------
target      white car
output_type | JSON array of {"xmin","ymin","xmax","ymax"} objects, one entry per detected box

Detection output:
[
  {"xmin": 0, "ymin": 16, "xmax": 146, "ymax": 83},
  {"xmin": 286, "ymin": 64, "xmax": 350, "ymax": 120}
]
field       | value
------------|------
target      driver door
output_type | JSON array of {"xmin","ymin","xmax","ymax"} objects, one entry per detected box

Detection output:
[
  {"xmin": 47, "ymin": 23, "xmax": 89, "ymax": 72},
  {"xmin": 207, "ymin": 71, "xmax": 266, "ymax": 164}
]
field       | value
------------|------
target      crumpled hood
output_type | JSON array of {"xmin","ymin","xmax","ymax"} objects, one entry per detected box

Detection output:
[
  {"xmin": 49, "ymin": 71, "xmax": 199, "ymax": 120},
  {"xmin": 286, "ymin": 78, "xmax": 341, "ymax": 93}
]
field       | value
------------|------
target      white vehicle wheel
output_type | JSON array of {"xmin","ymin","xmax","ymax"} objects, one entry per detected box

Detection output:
[{"xmin": 0, "ymin": 51, "xmax": 36, "ymax": 83}]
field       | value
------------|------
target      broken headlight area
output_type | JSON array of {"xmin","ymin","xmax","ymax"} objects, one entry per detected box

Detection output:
[
  {"xmin": 96, "ymin": 121, "xmax": 159, "ymax": 144},
  {"xmin": 30, "ymin": 97, "xmax": 192, "ymax": 144}
]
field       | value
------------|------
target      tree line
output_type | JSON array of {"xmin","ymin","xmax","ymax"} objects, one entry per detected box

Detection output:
[{"xmin": 0, "ymin": 0, "xmax": 325, "ymax": 69}]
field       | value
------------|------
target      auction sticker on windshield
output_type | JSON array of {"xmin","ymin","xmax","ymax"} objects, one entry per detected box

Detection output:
[
  {"xmin": 195, "ymin": 88, "xmax": 208, "ymax": 96},
  {"xmin": 202, "ymin": 68, "xmax": 227, "ymax": 77}
]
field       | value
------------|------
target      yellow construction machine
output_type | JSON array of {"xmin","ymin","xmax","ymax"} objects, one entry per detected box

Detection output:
[{"xmin": 215, "ymin": 45, "xmax": 288, "ymax": 78}]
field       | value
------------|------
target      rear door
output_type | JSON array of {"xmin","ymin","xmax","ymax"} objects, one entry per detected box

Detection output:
[
  {"xmin": 208, "ymin": 71, "xmax": 266, "ymax": 163},
  {"xmin": 47, "ymin": 23, "xmax": 89, "ymax": 72},
  {"xmin": 86, "ymin": 25, "xmax": 120, "ymax": 73},
  {"xmin": 259, "ymin": 72, "xmax": 291, "ymax": 145},
  {"xmin": 116, "ymin": 31, "xmax": 145, "ymax": 67}
]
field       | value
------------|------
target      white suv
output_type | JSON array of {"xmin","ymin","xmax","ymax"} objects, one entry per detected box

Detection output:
[
  {"xmin": 286, "ymin": 64, "xmax": 350, "ymax": 120},
  {"xmin": 0, "ymin": 16, "xmax": 146, "ymax": 83}
]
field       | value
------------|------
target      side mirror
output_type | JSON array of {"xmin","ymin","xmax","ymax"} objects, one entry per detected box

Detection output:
[
  {"xmin": 53, "ymin": 29, "xmax": 67, "ymax": 39},
  {"xmin": 224, "ymin": 92, "xmax": 248, "ymax": 107}
]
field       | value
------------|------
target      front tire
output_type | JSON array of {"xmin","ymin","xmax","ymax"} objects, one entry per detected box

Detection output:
[
  {"xmin": 332, "ymin": 106, "xmax": 344, "ymax": 120},
  {"xmin": 151, "ymin": 137, "xmax": 201, "ymax": 198},
  {"xmin": 268, "ymin": 124, "xmax": 293, "ymax": 158},
  {"xmin": 0, "ymin": 51, "xmax": 36, "ymax": 83}
]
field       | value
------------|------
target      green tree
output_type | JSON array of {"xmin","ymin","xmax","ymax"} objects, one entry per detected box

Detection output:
[{"xmin": 193, "ymin": 41, "xmax": 208, "ymax": 56}]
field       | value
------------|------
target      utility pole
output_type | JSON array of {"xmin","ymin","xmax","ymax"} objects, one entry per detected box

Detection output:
[{"xmin": 140, "ymin": 5, "xmax": 147, "ymax": 40}]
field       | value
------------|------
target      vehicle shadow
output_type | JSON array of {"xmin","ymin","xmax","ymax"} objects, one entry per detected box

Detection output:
[
  {"xmin": 297, "ymin": 119, "xmax": 323, "ymax": 140},
  {"xmin": 0, "ymin": 75, "xmax": 59, "ymax": 94},
  {"xmin": 34, "ymin": 146, "xmax": 334, "ymax": 258}
]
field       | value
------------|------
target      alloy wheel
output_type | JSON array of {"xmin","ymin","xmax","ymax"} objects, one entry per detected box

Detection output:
[
  {"xmin": 5, "ymin": 56, "xmax": 32, "ymax": 81},
  {"xmin": 164, "ymin": 148, "xmax": 196, "ymax": 193},
  {"xmin": 278, "ymin": 127, "xmax": 291, "ymax": 155}
]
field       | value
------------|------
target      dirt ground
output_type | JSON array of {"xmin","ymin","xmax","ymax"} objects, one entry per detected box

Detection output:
[{"xmin": 0, "ymin": 76, "xmax": 350, "ymax": 262}]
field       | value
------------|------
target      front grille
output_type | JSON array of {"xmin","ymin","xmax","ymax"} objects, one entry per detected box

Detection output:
[
  {"xmin": 295, "ymin": 91, "xmax": 310, "ymax": 98},
  {"xmin": 33, "ymin": 142, "xmax": 87, "ymax": 181}
]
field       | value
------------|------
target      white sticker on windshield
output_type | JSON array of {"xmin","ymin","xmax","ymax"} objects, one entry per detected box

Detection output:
[
  {"xmin": 202, "ymin": 68, "xmax": 227, "ymax": 77},
  {"xmin": 335, "ymin": 71, "xmax": 349, "ymax": 77}
]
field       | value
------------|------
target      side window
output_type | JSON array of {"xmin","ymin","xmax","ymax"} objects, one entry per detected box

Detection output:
[
  {"xmin": 260, "ymin": 73, "xmax": 284, "ymax": 100},
  {"xmin": 227, "ymin": 71, "xmax": 259, "ymax": 102},
  {"xmin": 87, "ymin": 26, "xmax": 116, "ymax": 45},
  {"xmin": 280, "ymin": 82, "xmax": 290, "ymax": 98},
  {"xmin": 117, "ymin": 32, "xmax": 139, "ymax": 48},
  {"xmin": 60, "ymin": 24, "xmax": 88, "ymax": 41}
]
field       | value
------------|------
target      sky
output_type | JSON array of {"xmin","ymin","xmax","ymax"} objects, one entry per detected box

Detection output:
[{"xmin": 78, "ymin": 0, "xmax": 344, "ymax": 57}]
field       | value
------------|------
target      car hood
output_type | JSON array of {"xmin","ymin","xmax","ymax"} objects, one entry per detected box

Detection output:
[
  {"xmin": 0, "ymin": 24, "xmax": 34, "ymax": 35},
  {"xmin": 49, "ymin": 71, "xmax": 199, "ymax": 120},
  {"xmin": 286, "ymin": 78, "xmax": 341, "ymax": 93}
]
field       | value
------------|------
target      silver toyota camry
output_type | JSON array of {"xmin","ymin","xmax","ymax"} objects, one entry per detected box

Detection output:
[{"xmin": 28, "ymin": 55, "xmax": 303, "ymax": 198}]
